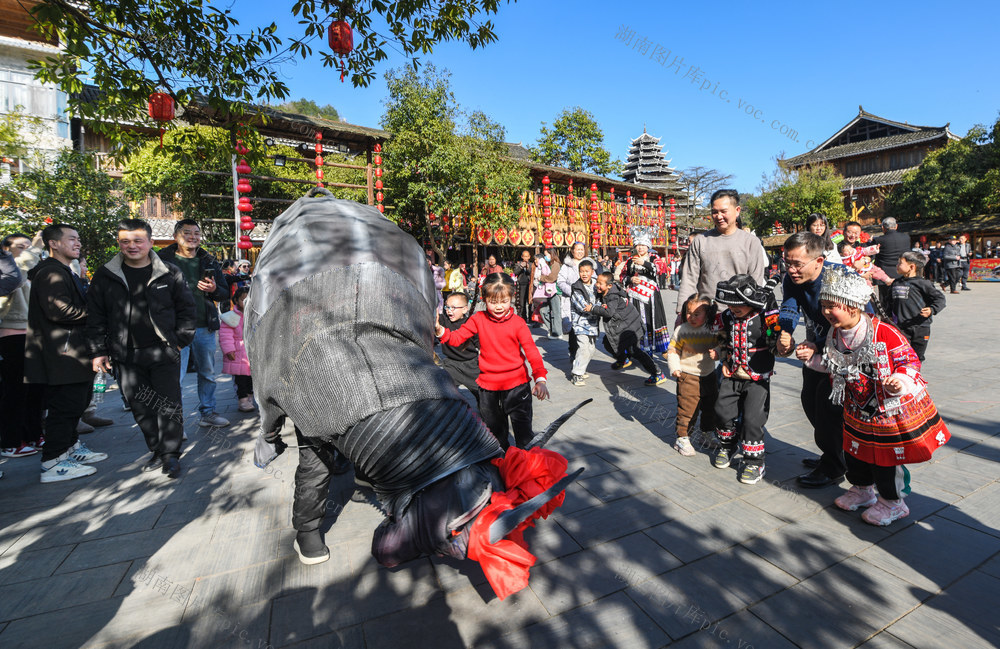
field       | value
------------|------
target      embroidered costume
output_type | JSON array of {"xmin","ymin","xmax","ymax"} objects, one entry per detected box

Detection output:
[
  {"xmin": 619, "ymin": 256, "xmax": 669, "ymax": 354},
  {"xmin": 825, "ymin": 315, "xmax": 950, "ymax": 466},
  {"xmin": 713, "ymin": 274, "xmax": 779, "ymax": 481}
]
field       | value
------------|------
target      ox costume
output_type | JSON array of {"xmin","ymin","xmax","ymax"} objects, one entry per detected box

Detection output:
[{"xmin": 246, "ymin": 189, "xmax": 583, "ymax": 599}]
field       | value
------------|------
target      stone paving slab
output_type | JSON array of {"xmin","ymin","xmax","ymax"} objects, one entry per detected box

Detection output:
[{"xmin": 0, "ymin": 284, "xmax": 998, "ymax": 648}]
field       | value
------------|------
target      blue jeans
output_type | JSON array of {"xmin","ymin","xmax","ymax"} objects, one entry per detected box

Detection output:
[{"xmin": 180, "ymin": 327, "xmax": 218, "ymax": 417}]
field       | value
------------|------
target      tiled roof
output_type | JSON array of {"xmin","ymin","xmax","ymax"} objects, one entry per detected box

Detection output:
[
  {"xmin": 840, "ymin": 166, "xmax": 919, "ymax": 191},
  {"xmin": 785, "ymin": 130, "xmax": 949, "ymax": 166}
]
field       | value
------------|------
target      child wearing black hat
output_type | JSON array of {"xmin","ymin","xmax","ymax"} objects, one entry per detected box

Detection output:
[{"xmin": 711, "ymin": 274, "xmax": 780, "ymax": 484}]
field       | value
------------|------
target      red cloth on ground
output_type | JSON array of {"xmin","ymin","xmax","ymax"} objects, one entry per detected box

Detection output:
[
  {"xmin": 467, "ymin": 447, "xmax": 569, "ymax": 600},
  {"xmin": 439, "ymin": 310, "xmax": 547, "ymax": 391}
]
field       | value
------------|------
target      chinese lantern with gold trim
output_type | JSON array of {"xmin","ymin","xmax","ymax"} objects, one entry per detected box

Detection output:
[{"xmin": 328, "ymin": 20, "xmax": 353, "ymax": 82}]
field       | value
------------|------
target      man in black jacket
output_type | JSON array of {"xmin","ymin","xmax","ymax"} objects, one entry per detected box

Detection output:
[
  {"xmin": 25, "ymin": 223, "xmax": 107, "ymax": 483},
  {"xmin": 872, "ymin": 217, "xmax": 911, "ymax": 281},
  {"xmin": 157, "ymin": 219, "xmax": 231, "ymax": 428},
  {"xmin": 87, "ymin": 219, "xmax": 197, "ymax": 478}
]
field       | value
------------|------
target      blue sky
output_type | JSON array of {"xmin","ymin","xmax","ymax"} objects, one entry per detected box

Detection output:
[{"xmin": 241, "ymin": 0, "xmax": 1000, "ymax": 192}]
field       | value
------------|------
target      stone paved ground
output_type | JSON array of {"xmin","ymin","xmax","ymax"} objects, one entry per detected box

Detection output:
[{"xmin": 1, "ymin": 284, "xmax": 998, "ymax": 649}]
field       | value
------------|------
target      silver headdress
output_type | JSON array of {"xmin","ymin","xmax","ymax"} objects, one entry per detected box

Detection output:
[
  {"xmin": 629, "ymin": 225, "xmax": 654, "ymax": 249},
  {"xmin": 819, "ymin": 265, "xmax": 870, "ymax": 310}
]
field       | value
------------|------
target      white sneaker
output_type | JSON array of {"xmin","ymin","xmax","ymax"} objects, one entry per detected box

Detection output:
[
  {"xmin": 674, "ymin": 437, "xmax": 696, "ymax": 457},
  {"xmin": 199, "ymin": 413, "xmax": 230, "ymax": 427},
  {"xmin": 69, "ymin": 441, "xmax": 108, "ymax": 464},
  {"xmin": 40, "ymin": 458, "xmax": 97, "ymax": 483}
]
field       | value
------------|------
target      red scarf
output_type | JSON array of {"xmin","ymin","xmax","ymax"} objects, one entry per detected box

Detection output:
[{"xmin": 467, "ymin": 447, "xmax": 569, "ymax": 600}]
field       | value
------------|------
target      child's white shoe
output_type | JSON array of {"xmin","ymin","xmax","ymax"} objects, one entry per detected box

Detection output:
[
  {"xmin": 861, "ymin": 496, "xmax": 909, "ymax": 526},
  {"xmin": 834, "ymin": 484, "xmax": 877, "ymax": 511},
  {"xmin": 238, "ymin": 397, "xmax": 256, "ymax": 412},
  {"xmin": 674, "ymin": 436, "xmax": 696, "ymax": 457}
]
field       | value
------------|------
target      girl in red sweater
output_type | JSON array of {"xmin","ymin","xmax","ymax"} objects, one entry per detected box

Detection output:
[{"xmin": 436, "ymin": 273, "xmax": 549, "ymax": 450}]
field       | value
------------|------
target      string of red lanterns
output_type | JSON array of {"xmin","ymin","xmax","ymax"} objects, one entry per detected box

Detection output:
[
  {"xmin": 589, "ymin": 183, "xmax": 600, "ymax": 250},
  {"xmin": 669, "ymin": 197, "xmax": 678, "ymax": 258},
  {"xmin": 541, "ymin": 176, "xmax": 553, "ymax": 248},
  {"xmin": 373, "ymin": 143, "xmax": 384, "ymax": 213},
  {"xmin": 314, "ymin": 132, "xmax": 324, "ymax": 188},
  {"xmin": 235, "ymin": 131, "xmax": 254, "ymax": 251}
]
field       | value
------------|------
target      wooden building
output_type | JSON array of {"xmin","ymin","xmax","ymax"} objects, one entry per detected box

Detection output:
[{"xmin": 782, "ymin": 107, "xmax": 957, "ymax": 224}]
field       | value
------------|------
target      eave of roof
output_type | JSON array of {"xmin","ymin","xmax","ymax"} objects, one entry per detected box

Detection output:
[
  {"xmin": 784, "ymin": 129, "xmax": 951, "ymax": 167},
  {"xmin": 840, "ymin": 166, "xmax": 920, "ymax": 191}
]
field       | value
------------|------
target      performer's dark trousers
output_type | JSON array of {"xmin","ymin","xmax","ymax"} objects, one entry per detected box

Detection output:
[
  {"xmin": 714, "ymin": 376, "xmax": 769, "ymax": 466},
  {"xmin": 845, "ymin": 455, "xmax": 906, "ymax": 500},
  {"xmin": 292, "ymin": 426, "xmax": 339, "ymax": 533},
  {"xmin": 234, "ymin": 374, "xmax": 254, "ymax": 399},
  {"xmin": 602, "ymin": 333, "xmax": 656, "ymax": 375},
  {"xmin": 900, "ymin": 325, "xmax": 930, "ymax": 362},
  {"xmin": 568, "ymin": 330, "xmax": 579, "ymax": 363},
  {"xmin": 676, "ymin": 372, "xmax": 718, "ymax": 437},
  {"xmin": 442, "ymin": 358, "xmax": 480, "ymax": 405},
  {"xmin": 516, "ymin": 280, "xmax": 531, "ymax": 321},
  {"xmin": 946, "ymin": 267, "xmax": 962, "ymax": 291},
  {"xmin": 41, "ymin": 382, "xmax": 91, "ymax": 461},
  {"xmin": 801, "ymin": 366, "xmax": 845, "ymax": 477},
  {"xmin": 118, "ymin": 346, "xmax": 184, "ymax": 460},
  {"xmin": 479, "ymin": 382, "xmax": 533, "ymax": 450},
  {"xmin": 0, "ymin": 333, "xmax": 45, "ymax": 448}
]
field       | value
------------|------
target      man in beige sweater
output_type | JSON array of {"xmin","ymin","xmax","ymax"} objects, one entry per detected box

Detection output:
[{"xmin": 676, "ymin": 189, "xmax": 767, "ymax": 312}]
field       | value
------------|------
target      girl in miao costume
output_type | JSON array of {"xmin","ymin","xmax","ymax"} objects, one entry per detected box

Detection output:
[
  {"xmin": 816, "ymin": 266, "xmax": 950, "ymax": 526},
  {"xmin": 619, "ymin": 226, "xmax": 670, "ymax": 355}
]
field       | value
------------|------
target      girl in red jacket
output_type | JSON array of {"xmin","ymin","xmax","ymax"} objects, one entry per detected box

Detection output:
[{"xmin": 436, "ymin": 273, "xmax": 549, "ymax": 450}]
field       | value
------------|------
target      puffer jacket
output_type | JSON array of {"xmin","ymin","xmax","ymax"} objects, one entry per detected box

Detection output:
[
  {"xmin": 0, "ymin": 245, "xmax": 42, "ymax": 329},
  {"xmin": 24, "ymin": 257, "xmax": 93, "ymax": 385},
  {"xmin": 589, "ymin": 282, "xmax": 642, "ymax": 351},
  {"xmin": 219, "ymin": 308, "xmax": 251, "ymax": 375},
  {"xmin": 569, "ymin": 278, "xmax": 601, "ymax": 336}
]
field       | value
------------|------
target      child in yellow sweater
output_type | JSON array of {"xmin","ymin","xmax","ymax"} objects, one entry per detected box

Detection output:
[{"xmin": 666, "ymin": 294, "xmax": 721, "ymax": 456}]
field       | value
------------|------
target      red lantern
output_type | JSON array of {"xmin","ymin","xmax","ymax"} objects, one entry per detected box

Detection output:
[
  {"xmin": 374, "ymin": 155, "xmax": 382, "ymax": 165},
  {"xmin": 375, "ymin": 179, "xmax": 383, "ymax": 190},
  {"xmin": 240, "ymin": 219, "xmax": 255, "ymax": 231},
  {"xmin": 148, "ymin": 92, "xmax": 174, "ymax": 148},
  {"xmin": 237, "ymin": 241, "xmax": 252, "ymax": 250},
  {"xmin": 237, "ymin": 179, "xmax": 252, "ymax": 194},
  {"xmin": 328, "ymin": 20, "xmax": 354, "ymax": 82},
  {"xmin": 376, "ymin": 191, "xmax": 383, "ymax": 202},
  {"xmin": 236, "ymin": 159, "xmax": 252, "ymax": 175},
  {"xmin": 315, "ymin": 156, "xmax": 324, "ymax": 166},
  {"xmin": 377, "ymin": 205, "xmax": 384, "ymax": 213},
  {"xmin": 238, "ymin": 202, "xmax": 252, "ymax": 214},
  {"xmin": 375, "ymin": 168, "xmax": 382, "ymax": 177}
]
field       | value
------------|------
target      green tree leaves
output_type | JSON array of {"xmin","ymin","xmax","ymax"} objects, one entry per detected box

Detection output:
[
  {"xmin": 531, "ymin": 107, "xmax": 623, "ymax": 177},
  {"xmin": 0, "ymin": 150, "xmax": 130, "ymax": 267},
  {"xmin": 888, "ymin": 115, "xmax": 1000, "ymax": 222},
  {"xmin": 380, "ymin": 64, "xmax": 529, "ymax": 257},
  {"xmin": 743, "ymin": 163, "xmax": 845, "ymax": 234}
]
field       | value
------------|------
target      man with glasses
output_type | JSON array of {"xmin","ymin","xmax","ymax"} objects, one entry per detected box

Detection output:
[
  {"xmin": 776, "ymin": 232, "xmax": 848, "ymax": 488},
  {"xmin": 86, "ymin": 219, "xmax": 196, "ymax": 478},
  {"xmin": 157, "ymin": 219, "xmax": 231, "ymax": 428}
]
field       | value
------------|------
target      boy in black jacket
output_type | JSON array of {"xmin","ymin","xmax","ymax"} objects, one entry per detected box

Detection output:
[
  {"xmin": 889, "ymin": 251, "xmax": 947, "ymax": 361},
  {"xmin": 87, "ymin": 219, "xmax": 197, "ymax": 478},
  {"xmin": 590, "ymin": 272, "xmax": 667, "ymax": 386},
  {"xmin": 438, "ymin": 292, "xmax": 480, "ymax": 405},
  {"xmin": 712, "ymin": 274, "xmax": 779, "ymax": 485}
]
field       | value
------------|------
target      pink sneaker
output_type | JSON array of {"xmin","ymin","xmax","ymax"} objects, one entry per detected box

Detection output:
[
  {"xmin": 862, "ymin": 496, "xmax": 909, "ymax": 526},
  {"xmin": 834, "ymin": 485, "xmax": 877, "ymax": 511}
]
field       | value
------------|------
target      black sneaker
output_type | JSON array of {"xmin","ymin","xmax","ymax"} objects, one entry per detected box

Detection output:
[
  {"xmin": 162, "ymin": 457, "xmax": 181, "ymax": 479},
  {"xmin": 712, "ymin": 447, "xmax": 732, "ymax": 469},
  {"xmin": 142, "ymin": 455, "xmax": 163, "ymax": 472},
  {"xmin": 293, "ymin": 530, "xmax": 330, "ymax": 565},
  {"xmin": 739, "ymin": 464, "xmax": 765, "ymax": 485},
  {"xmin": 610, "ymin": 360, "xmax": 633, "ymax": 370}
]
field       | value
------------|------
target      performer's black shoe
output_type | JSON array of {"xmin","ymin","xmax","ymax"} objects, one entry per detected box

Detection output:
[
  {"xmin": 162, "ymin": 458, "xmax": 181, "ymax": 479},
  {"xmin": 142, "ymin": 455, "xmax": 163, "ymax": 472},
  {"xmin": 293, "ymin": 530, "xmax": 330, "ymax": 565},
  {"xmin": 796, "ymin": 468, "xmax": 843, "ymax": 489},
  {"xmin": 801, "ymin": 457, "xmax": 820, "ymax": 469}
]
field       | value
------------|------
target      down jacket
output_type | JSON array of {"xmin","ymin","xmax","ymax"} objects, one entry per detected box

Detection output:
[
  {"xmin": 219, "ymin": 308, "xmax": 251, "ymax": 375},
  {"xmin": 24, "ymin": 257, "xmax": 92, "ymax": 385}
]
